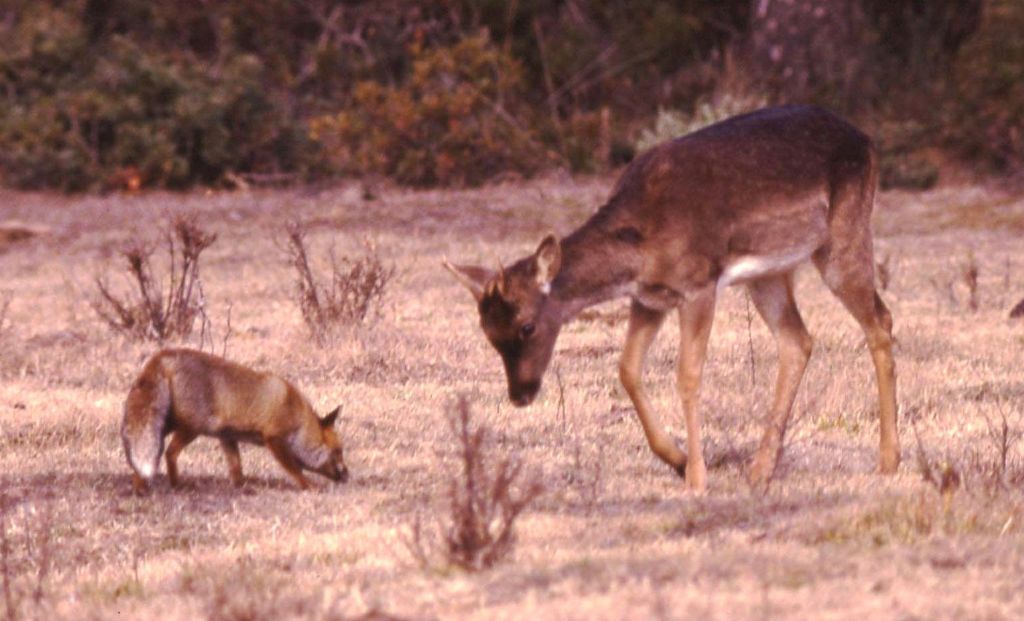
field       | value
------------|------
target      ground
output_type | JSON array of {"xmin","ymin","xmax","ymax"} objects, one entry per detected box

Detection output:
[{"xmin": 1, "ymin": 175, "xmax": 1023, "ymax": 620}]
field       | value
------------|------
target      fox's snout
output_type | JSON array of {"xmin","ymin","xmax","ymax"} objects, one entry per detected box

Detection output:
[{"xmin": 319, "ymin": 460, "xmax": 349, "ymax": 484}]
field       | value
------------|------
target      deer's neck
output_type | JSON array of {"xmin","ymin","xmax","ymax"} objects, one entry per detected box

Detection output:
[{"xmin": 551, "ymin": 223, "xmax": 637, "ymax": 320}]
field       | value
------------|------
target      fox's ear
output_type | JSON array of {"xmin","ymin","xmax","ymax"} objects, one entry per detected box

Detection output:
[
  {"xmin": 321, "ymin": 406, "xmax": 341, "ymax": 428},
  {"xmin": 442, "ymin": 258, "xmax": 493, "ymax": 303}
]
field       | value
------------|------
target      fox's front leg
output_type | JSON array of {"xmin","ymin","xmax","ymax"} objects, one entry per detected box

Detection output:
[{"xmin": 266, "ymin": 437, "xmax": 313, "ymax": 490}]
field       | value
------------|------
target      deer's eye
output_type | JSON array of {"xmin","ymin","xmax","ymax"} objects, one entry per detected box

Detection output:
[{"xmin": 519, "ymin": 323, "xmax": 536, "ymax": 339}]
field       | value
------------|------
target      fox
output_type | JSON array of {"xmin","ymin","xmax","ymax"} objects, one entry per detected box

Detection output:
[{"xmin": 121, "ymin": 348, "xmax": 349, "ymax": 492}]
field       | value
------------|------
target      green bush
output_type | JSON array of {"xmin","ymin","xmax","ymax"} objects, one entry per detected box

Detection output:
[
  {"xmin": 944, "ymin": 0, "xmax": 1024, "ymax": 171},
  {"xmin": 0, "ymin": 7, "xmax": 319, "ymax": 191},
  {"xmin": 311, "ymin": 33, "xmax": 547, "ymax": 187}
]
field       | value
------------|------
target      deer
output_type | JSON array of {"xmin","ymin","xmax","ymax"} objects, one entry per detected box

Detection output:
[{"xmin": 444, "ymin": 104, "xmax": 899, "ymax": 492}]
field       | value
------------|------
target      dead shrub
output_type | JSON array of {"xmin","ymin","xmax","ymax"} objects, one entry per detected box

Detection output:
[
  {"xmin": 913, "ymin": 423, "xmax": 961, "ymax": 502},
  {"xmin": 974, "ymin": 402, "xmax": 1024, "ymax": 489},
  {"xmin": 1, "ymin": 498, "xmax": 13, "ymax": 621},
  {"xmin": 283, "ymin": 221, "xmax": 395, "ymax": 344},
  {"xmin": 92, "ymin": 215, "xmax": 217, "ymax": 342},
  {"xmin": 959, "ymin": 249, "xmax": 980, "ymax": 312},
  {"xmin": 407, "ymin": 397, "xmax": 543, "ymax": 572}
]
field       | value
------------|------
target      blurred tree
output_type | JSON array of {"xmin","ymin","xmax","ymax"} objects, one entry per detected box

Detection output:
[{"xmin": 748, "ymin": 0, "xmax": 985, "ymax": 111}]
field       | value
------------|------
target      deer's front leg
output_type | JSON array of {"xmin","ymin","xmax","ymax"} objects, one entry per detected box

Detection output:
[
  {"xmin": 619, "ymin": 300, "xmax": 687, "ymax": 476},
  {"xmin": 677, "ymin": 287, "xmax": 716, "ymax": 492}
]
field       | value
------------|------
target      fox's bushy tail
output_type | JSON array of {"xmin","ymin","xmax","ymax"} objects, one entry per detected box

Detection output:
[{"xmin": 121, "ymin": 358, "xmax": 172, "ymax": 481}]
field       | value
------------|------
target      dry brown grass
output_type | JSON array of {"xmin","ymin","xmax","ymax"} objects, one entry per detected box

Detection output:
[{"xmin": 0, "ymin": 178, "xmax": 1023, "ymax": 619}]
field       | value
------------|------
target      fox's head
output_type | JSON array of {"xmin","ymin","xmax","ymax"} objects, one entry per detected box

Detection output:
[
  {"xmin": 310, "ymin": 406, "xmax": 349, "ymax": 483},
  {"xmin": 445, "ymin": 235, "xmax": 564, "ymax": 407}
]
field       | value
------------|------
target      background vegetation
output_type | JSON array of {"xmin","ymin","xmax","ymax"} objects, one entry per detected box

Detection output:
[{"xmin": 0, "ymin": 0, "xmax": 1019, "ymax": 191}]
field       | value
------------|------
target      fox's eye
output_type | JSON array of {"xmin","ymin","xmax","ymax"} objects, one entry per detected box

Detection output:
[{"xmin": 519, "ymin": 323, "xmax": 535, "ymax": 339}]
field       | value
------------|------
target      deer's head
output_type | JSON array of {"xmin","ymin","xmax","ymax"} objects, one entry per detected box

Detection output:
[{"xmin": 445, "ymin": 235, "xmax": 563, "ymax": 406}]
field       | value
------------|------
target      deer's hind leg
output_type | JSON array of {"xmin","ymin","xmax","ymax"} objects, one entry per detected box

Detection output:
[
  {"xmin": 814, "ymin": 247, "xmax": 900, "ymax": 473},
  {"xmin": 747, "ymin": 273, "xmax": 814, "ymax": 487},
  {"xmin": 165, "ymin": 429, "xmax": 197, "ymax": 488}
]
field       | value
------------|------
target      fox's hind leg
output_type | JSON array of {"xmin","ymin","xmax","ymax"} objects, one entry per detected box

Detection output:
[
  {"xmin": 131, "ymin": 472, "xmax": 148, "ymax": 495},
  {"xmin": 165, "ymin": 430, "xmax": 197, "ymax": 488},
  {"xmin": 122, "ymin": 363, "xmax": 172, "ymax": 494},
  {"xmin": 220, "ymin": 439, "xmax": 244, "ymax": 487}
]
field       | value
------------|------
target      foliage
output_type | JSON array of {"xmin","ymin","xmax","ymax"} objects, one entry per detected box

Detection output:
[
  {"xmin": 0, "ymin": 3, "xmax": 318, "ymax": 191},
  {"xmin": 943, "ymin": 0, "xmax": 1024, "ymax": 171},
  {"xmin": 311, "ymin": 33, "xmax": 547, "ymax": 187},
  {"xmin": 0, "ymin": 1, "xmax": 1019, "ymax": 191}
]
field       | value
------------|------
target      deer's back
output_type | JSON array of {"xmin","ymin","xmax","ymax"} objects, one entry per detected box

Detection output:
[{"xmin": 601, "ymin": 105, "xmax": 874, "ymax": 264}]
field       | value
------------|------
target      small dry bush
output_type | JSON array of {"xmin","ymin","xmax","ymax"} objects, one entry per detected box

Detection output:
[
  {"xmin": 283, "ymin": 221, "xmax": 395, "ymax": 344},
  {"xmin": 969, "ymin": 403, "xmax": 1024, "ymax": 490},
  {"xmin": 408, "ymin": 398, "xmax": 543, "ymax": 572},
  {"xmin": 92, "ymin": 215, "xmax": 217, "ymax": 342}
]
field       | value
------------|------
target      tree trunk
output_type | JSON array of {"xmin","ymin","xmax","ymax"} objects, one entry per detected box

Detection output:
[{"xmin": 747, "ymin": 0, "xmax": 871, "ymax": 110}]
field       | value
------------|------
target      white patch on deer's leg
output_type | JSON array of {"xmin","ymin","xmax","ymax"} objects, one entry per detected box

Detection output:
[{"xmin": 718, "ymin": 244, "xmax": 819, "ymax": 292}]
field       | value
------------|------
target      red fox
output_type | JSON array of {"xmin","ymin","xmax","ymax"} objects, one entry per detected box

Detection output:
[{"xmin": 121, "ymin": 348, "xmax": 348, "ymax": 492}]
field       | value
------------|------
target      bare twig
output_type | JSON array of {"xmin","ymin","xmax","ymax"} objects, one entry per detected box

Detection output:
[
  {"xmin": 744, "ymin": 291, "xmax": 757, "ymax": 387},
  {"xmin": 555, "ymin": 365, "xmax": 567, "ymax": 428},
  {"xmin": 0, "ymin": 292, "xmax": 11, "ymax": 339},
  {"xmin": 959, "ymin": 249, "xmax": 980, "ymax": 312},
  {"xmin": 220, "ymin": 303, "xmax": 234, "ymax": 358},
  {"xmin": 1, "ymin": 496, "xmax": 14, "ymax": 621},
  {"xmin": 532, "ymin": 18, "xmax": 567, "ymax": 158}
]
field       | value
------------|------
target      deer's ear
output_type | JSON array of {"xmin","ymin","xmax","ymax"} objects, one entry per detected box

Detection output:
[
  {"xmin": 443, "ymin": 259, "xmax": 493, "ymax": 302},
  {"xmin": 533, "ymin": 234, "xmax": 561, "ymax": 290},
  {"xmin": 320, "ymin": 406, "xmax": 341, "ymax": 428}
]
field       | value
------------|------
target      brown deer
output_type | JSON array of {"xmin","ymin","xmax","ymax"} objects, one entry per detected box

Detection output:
[{"xmin": 445, "ymin": 105, "xmax": 899, "ymax": 491}]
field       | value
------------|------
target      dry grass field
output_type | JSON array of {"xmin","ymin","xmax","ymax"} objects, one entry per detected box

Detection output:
[{"xmin": 1, "ymin": 175, "xmax": 1023, "ymax": 620}]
